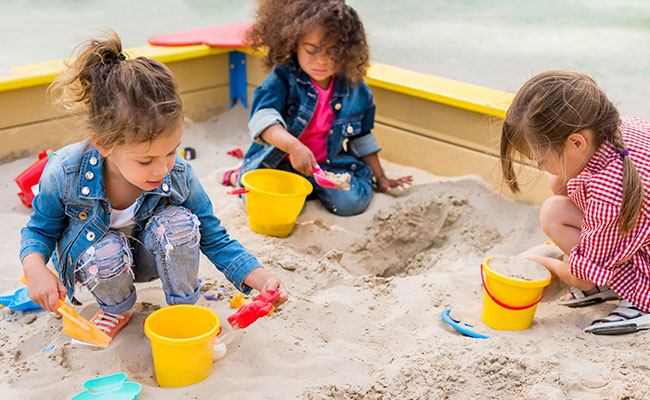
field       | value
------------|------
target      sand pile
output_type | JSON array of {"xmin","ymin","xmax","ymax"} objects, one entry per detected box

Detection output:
[{"xmin": 0, "ymin": 106, "xmax": 648, "ymax": 399}]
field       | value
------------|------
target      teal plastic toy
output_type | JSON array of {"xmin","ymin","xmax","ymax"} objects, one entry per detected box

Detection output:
[{"xmin": 70, "ymin": 373, "xmax": 141, "ymax": 400}]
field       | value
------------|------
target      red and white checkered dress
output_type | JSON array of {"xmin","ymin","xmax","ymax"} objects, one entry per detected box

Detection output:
[{"xmin": 567, "ymin": 117, "xmax": 650, "ymax": 312}]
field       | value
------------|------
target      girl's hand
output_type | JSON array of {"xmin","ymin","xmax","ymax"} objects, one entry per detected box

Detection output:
[
  {"xmin": 377, "ymin": 175, "xmax": 414, "ymax": 193},
  {"xmin": 23, "ymin": 254, "xmax": 67, "ymax": 313},
  {"xmin": 287, "ymin": 141, "xmax": 318, "ymax": 176},
  {"xmin": 527, "ymin": 256, "xmax": 594, "ymax": 291},
  {"xmin": 243, "ymin": 267, "xmax": 289, "ymax": 305}
]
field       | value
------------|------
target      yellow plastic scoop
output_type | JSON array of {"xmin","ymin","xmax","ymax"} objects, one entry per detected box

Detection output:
[{"xmin": 20, "ymin": 273, "xmax": 112, "ymax": 348}]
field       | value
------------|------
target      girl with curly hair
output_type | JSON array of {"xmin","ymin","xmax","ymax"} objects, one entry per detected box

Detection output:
[{"xmin": 224, "ymin": 0, "xmax": 412, "ymax": 216}]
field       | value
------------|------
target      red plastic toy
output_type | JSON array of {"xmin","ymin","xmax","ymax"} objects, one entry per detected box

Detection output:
[
  {"xmin": 227, "ymin": 290, "xmax": 280, "ymax": 330},
  {"xmin": 14, "ymin": 149, "xmax": 52, "ymax": 207},
  {"xmin": 226, "ymin": 148, "xmax": 244, "ymax": 159}
]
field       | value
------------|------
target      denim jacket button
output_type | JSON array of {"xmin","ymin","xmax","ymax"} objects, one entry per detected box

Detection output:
[
  {"xmin": 86, "ymin": 231, "xmax": 95, "ymax": 241},
  {"xmin": 346, "ymin": 125, "xmax": 353, "ymax": 134},
  {"xmin": 351, "ymin": 164, "xmax": 357, "ymax": 171},
  {"xmin": 162, "ymin": 183, "xmax": 170, "ymax": 192},
  {"xmin": 334, "ymin": 103, "xmax": 342, "ymax": 110},
  {"xmin": 89, "ymin": 157, "xmax": 98, "ymax": 166},
  {"xmin": 78, "ymin": 211, "xmax": 88, "ymax": 221},
  {"xmin": 85, "ymin": 171, "xmax": 94, "ymax": 180},
  {"xmin": 328, "ymin": 129, "xmax": 333, "ymax": 136},
  {"xmin": 81, "ymin": 187, "xmax": 90, "ymax": 195}
]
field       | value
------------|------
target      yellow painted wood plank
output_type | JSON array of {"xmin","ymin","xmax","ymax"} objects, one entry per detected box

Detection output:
[
  {"xmin": 367, "ymin": 63, "xmax": 514, "ymax": 119},
  {"xmin": 0, "ymin": 45, "xmax": 229, "ymax": 92}
]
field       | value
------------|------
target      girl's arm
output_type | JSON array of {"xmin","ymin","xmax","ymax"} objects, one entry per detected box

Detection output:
[
  {"xmin": 243, "ymin": 267, "xmax": 288, "ymax": 304},
  {"xmin": 260, "ymin": 124, "xmax": 317, "ymax": 175},
  {"xmin": 22, "ymin": 253, "xmax": 67, "ymax": 312},
  {"xmin": 527, "ymin": 256, "xmax": 594, "ymax": 291},
  {"xmin": 361, "ymin": 152, "xmax": 413, "ymax": 192}
]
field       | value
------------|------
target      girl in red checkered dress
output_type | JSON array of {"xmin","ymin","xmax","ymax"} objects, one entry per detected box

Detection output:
[{"xmin": 501, "ymin": 70, "xmax": 650, "ymax": 335}]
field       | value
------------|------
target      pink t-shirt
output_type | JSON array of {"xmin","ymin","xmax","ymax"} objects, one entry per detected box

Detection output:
[{"xmin": 290, "ymin": 78, "xmax": 334, "ymax": 163}]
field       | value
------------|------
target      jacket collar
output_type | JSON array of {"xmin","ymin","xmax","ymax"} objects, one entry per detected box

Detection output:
[
  {"xmin": 77, "ymin": 143, "xmax": 173, "ymax": 202},
  {"xmin": 289, "ymin": 55, "xmax": 350, "ymax": 99}
]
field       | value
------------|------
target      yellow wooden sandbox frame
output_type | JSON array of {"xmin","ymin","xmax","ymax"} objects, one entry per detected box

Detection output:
[{"xmin": 0, "ymin": 44, "xmax": 551, "ymax": 204}]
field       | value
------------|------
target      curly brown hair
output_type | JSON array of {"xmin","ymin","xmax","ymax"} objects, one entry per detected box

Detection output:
[
  {"xmin": 48, "ymin": 29, "xmax": 184, "ymax": 150},
  {"xmin": 246, "ymin": 0, "xmax": 370, "ymax": 84}
]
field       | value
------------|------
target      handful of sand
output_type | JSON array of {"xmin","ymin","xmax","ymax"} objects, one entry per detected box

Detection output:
[
  {"xmin": 319, "ymin": 170, "xmax": 351, "ymax": 190},
  {"xmin": 487, "ymin": 255, "xmax": 550, "ymax": 281}
]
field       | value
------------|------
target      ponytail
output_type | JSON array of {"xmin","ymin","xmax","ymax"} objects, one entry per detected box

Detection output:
[
  {"xmin": 49, "ymin": 29, "xmax": 183, "ymax": 149},
  {"xmin": 609, "ymin": 130, "xmax": 644, "ymax": 235}
]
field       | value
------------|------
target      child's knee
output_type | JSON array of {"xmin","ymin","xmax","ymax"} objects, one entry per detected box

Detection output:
[
  {"xmin": 146, "ymin": 206, "xmax": 201, "ymax": 252},
  {"xmin": 75, "ymin": 231, "xmax": 135, "ymax": 310},
  {"xmin": 539, "ymin": 195, "xmax": 573, "ymax": 233}
]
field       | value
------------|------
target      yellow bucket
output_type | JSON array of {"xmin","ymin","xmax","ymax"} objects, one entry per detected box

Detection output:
[
  {"xmin": 480, "ymin": 257, "xmax": 552, "ymax": 330},
  {"xmin": 144, "ymin": 305, "xmax": 221, "ymax": 387},
  {"xmin": 240, "ymin": 169, "xmax": 313, "ymax": 238}
]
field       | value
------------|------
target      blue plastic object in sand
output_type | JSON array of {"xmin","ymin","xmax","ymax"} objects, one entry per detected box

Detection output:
[
  {"xmin": 70, "ymin": 373, "xmax": 142, "ymax": 400},
  {"xmin": 441, "ymin": 309, "xmax": 489, "ymax": 339},
  {"xmin": 0, "ymin": 287, "xmax": 41, "ymax": 311}
]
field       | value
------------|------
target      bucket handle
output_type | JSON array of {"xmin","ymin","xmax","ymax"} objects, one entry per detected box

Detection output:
[
  {"xmin": 227, "ymin": 188, "xmax": 249, "ymax": 195},
  {"xmin": 480, "ymin": 264, "xmax": 552, "ymax": 311}
]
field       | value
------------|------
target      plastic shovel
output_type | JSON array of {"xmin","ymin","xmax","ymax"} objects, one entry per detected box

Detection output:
[
  {"xmin": 312, "ymin": 166, "xmax": 350, "ymax": 191},
  {"xmin": 20, "ymin": 274, "xmax": 112, "ymax": 348}
]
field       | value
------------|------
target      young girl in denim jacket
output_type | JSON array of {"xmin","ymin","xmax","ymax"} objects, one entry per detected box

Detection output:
[
  {"xmin": 20, "ymin": 31, "xmax": 288, "ymax": 339},
  {"xmin": 223, "ymin": 0, "xmax": 412, "ymax": 216}
]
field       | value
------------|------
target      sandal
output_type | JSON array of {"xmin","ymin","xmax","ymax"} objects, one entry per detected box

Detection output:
[
  {"xmin": 558, "ymin": 285, "xmax": 618, "ymax": 307},
  {"xmin": 221, "ymin": 167, "xmax": 241, "ymax": 187},
  {"xmin": 584, "ymin": 300, "xmax": 650, "ymax": 335},
  {"xmin": 90, "ymin": 311, "xmax": 132, "ymax": 339}
]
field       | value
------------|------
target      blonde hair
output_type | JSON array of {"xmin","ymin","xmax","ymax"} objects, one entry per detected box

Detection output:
[
  {"xmin": 500, "ymin": 71, "xmax": 643, "ymax": 235},
  {"xmin": 48, "ymin": 29, "xmax": 183, "ymax": 150}
]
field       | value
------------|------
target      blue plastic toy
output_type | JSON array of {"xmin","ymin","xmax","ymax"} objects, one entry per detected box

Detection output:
[
  {"xmin": 70, "ymin": 373, "xmax": 141, "ymax": 400},
  {"xmin": 0, "ymin": 287, "xmax": 41, "ymax": 311},
  {"xmin": 441, "ymin": 309, "xmax": 490, "ymax": 339}
]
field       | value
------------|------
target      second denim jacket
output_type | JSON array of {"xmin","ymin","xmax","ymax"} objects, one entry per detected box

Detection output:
[{"xmin": 240, "ymin": 57, "xmax": 382, "ymax": 184}]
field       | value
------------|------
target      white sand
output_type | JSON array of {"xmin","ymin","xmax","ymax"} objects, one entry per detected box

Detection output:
[{"xmin": 1, "ymin": 105, "xmax": 649, "ymax": 399}]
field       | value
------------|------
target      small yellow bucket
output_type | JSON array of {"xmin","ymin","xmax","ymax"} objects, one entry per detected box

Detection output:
[
  {"xmin": 480, "ymin": 257, "xmax": 552, "ymax": 330},
  {"xmin": 240, "ymin": 169, "xmax": 313, "ymax": 238},
  {"xmin": 144, "ymin": 305, "xmax": 221, "ymax": 387}
]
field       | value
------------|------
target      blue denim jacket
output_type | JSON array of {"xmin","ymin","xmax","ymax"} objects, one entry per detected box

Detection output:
[
  {"xmin": 240, "ymin": 57, "xmax": 382, "ymax": 182},
  {"xmin": 20, "ymin": 140, "xmax": 259, "ymax": 298}
]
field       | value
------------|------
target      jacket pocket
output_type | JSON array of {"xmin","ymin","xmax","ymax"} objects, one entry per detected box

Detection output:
[{"xmin": 339, "ymin": 120, "xmax": 362, "ymax": 138}]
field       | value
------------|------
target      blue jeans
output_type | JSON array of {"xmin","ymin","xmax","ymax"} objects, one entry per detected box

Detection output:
[
  {"xmin": 74, "ymin": 206, "xmax": 201, "ymax": 314},
  {"xmin": 275, "ymin": 161, "xmax": 373, "ymax": 216}
]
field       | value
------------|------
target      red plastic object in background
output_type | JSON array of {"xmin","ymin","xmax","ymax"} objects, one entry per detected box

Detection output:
[
  {"xmin": 147, "ymin": 22, "xmax": 252, "ymax": 48},
  {"xmin": 14, "ymin": 150, "xmax": 52, "ymax": 207},
  {"xmin": 227, "ymin": 290, "xmax": 280, "ymax": 330},
  {"xmin": 226, "ymin": 148, "xmax": 244, "ymax": 159}
]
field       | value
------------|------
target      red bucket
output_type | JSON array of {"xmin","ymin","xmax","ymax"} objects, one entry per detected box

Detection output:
[{"xmin": 14, "ymin": 150, "xmax": 52, "ymax": 207}]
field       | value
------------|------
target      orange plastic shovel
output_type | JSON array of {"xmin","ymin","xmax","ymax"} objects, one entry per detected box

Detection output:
[{"xmin": 19, "ymin": 274, "xmax": 111, "ymax": 348}]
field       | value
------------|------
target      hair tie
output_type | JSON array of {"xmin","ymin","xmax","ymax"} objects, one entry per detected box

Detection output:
[
  {"xmin": 117, "ymin": 53, "xmax": 126, "ymax": 61},
  {"xmin": 620, "ymin": 149, "xmax": 630, "ymax": 158}
]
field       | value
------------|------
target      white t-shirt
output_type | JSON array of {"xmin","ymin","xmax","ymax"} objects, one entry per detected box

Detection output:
[{"xmin": 110, "ymin": 201, "xmax": 137, "ymax": 235}]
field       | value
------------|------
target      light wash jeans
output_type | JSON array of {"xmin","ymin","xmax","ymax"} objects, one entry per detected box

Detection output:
[{"xmin": 74, "ymin": 206, "xmax": 201, "ymax": 314}]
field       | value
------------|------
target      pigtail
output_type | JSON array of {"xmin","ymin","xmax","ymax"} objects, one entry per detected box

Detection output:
[
  {"xmin": 500, "ymin": 121, "xmax": 520, "ymax": 192},
  {"xmin": 609, "ymin": 130, "xmax": 644, "ymax": 235}
]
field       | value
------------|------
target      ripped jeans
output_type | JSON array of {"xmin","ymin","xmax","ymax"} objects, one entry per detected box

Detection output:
[{"xmin": 74, "ymin": 206, "xmax": 202, "ymax": 314}]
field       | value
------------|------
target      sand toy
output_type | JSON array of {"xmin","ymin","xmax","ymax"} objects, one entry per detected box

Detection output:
[
  {"xmin": 13, "ymin": 149, "xmax": 52, "ymax": 207},
  {"xmin": 441, "ymin": 309, "xmax": 489, "ymax": 339},
  {"xmin": 227, "ymin": 290, "xmax": 280, "ymax": 330},
  {"xmin": 0, "ymin": 287, "xmax": 41, "ymax": 311},
  {"xmin": 312, "ymin": 166, "xmax": 351, "ymax": 191},
  {"xmin": 70, "ymin": 372, "xmax": 141, "ymax": 400},
  {"xmin": 19, "ymin": 274, "xmax": 112, "ymax": 348}
]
